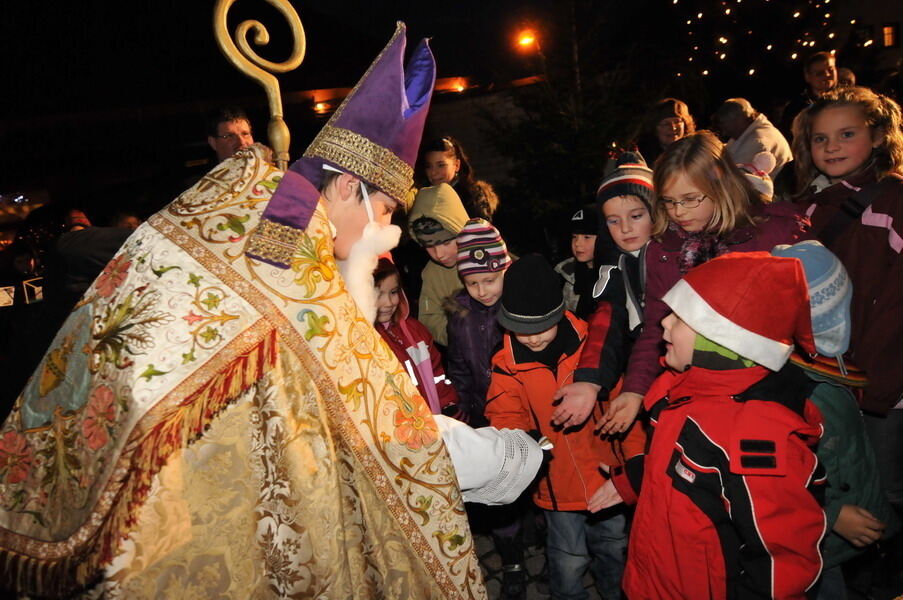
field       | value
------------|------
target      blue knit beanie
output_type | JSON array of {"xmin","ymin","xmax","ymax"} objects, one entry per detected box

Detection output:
[{"xmin": 771, "ymin": 240, "xmax": 851, "ymax": 357}]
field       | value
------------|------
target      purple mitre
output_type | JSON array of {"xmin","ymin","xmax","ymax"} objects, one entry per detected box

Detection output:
[{"xmin": 246, "ymin": 22, "xmax": 436, "ymax": 269}]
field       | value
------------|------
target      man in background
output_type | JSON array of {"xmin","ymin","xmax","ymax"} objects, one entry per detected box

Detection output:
[{"xmin": 206, "ymin": 105, "xmax": 254, "ymax": 163}]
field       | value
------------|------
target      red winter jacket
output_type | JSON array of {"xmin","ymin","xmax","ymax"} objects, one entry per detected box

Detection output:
[
  {"xmin": 376, "ymin": 290, "xmax": 459, "ymax": 414},
  {"xmin": 486, "ymin": 312, "xmax": 645, "ymax": 511},
  {"xmin": 622, "ymin": 202, "xmax": 809, "ymax": 397},
  {"xmin": 612, "ymin": 365, "xmax": 826, "ymax": 600},
  {"xmin": 795, "ymin": 170, "xmax": 903, "ymax": 414}
]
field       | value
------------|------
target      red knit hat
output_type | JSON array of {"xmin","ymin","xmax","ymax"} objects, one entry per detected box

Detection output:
[{"xmin": 662, "ymin": 252, "xmax": 816, "ymax": 371}]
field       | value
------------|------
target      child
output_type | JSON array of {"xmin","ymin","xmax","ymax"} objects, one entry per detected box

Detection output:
[
  {"xmin": 445, "ymin": 218, "xmax": 512, "ymax": 427},
  {"xmin": 551, "ymin": 153, "xmax": 655, "ymax": 430},
  {"xmin": 487, "ymin": 254, "xmax": 645, "ymax": 600},
  {"xmin": 772, "ymin": 241, "xmax": 899, "ymax": 598},
  {"xmin": 600, "ymin": 131, "xmax": 808, "ymax": 437},
  {"xmin": 373, "ymin": 258, "xmax": 461, "ymax": 416},
  {"xmin": 791, "ymin": 87, "xmax": 903, "ymax": 523},
  {"xmin": 554, "ymin": 205, "xmax": 601, "ymax": 319},
  {"xmin": 591, "ymin": 253, "xmax": 826, "ymax": 599},
  {"xmin": 417, "ymin": 136, "xmax": 500, "ymax": 221},
  {"xmin": 407, "ymin": 183, "xmax": 470, "ymax": 346}
]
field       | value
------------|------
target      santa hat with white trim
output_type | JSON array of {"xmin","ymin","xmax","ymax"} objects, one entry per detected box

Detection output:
[{"xmin": 662, "ymin": 252, "xmax": 817, "ymax": 371}]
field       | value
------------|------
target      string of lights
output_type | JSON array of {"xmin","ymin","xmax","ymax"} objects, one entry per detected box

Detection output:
[{"xmin": 666, "ymin": 0, "xmax": 871, "ymax": 80}]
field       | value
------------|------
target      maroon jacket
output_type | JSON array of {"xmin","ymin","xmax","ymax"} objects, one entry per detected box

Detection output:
[
  {"xmin": 623, "ymin": 202, "xmax": 809, "ymax": 397},
  {"xmin": 613, "ymin": 365, "xmax": 826, "ymax": 600},
  {"xmin": 795, "ymin": 170, "xmax": 903, "ymax": 414},
  {"xmin": 376, "ymin": 290, "xmax": 459, "ymax": 414}
]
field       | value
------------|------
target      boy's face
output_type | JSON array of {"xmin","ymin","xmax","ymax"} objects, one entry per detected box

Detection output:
[
  {"xmin": 602, "ymin": 195, "xmax": 653, "ymax": 252},
  {"xmin": 571, "ymin": 234, "xmax": 597, "ymax": 264},
  {"xmin": 462, "ymin": 270, "xmax": 505, "ymax": 307},
  {"xmin": 514, "ymin": 324, "xmax": 559, "ymax": 353},
  {"xmin": 662, "ymin": 312, "xmax": 696, "ymax": 371},
  {"xmin": 425, "ymin": 238, "xmax": 459, "ymax": 268}
]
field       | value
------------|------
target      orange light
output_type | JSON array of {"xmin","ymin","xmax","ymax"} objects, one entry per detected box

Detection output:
[
  {"xmin": 517, "ymin": 30, "xmax": 536, "ymax": 47},
  {"xmin": 314, "ymin": 102, "xmax": 329, "ymax": 114}
]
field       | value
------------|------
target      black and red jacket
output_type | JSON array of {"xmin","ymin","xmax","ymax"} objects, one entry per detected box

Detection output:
[{"xmin": 612, "ymin": 364, "xmax": 827, "ymax": 600}]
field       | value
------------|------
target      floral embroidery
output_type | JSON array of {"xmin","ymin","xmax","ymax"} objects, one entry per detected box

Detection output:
[
  {"xmin": 290, "ymin": 233, "xmax": 336, "ymax": 297},
  {"xmin": 95, "ymin": 254, "xmax": 132, "ymax": 298},
  {"xmin": 393, "ymin": 400, "xmax": 437, "ymax": 451},
  {"xmin": 82, "ymin": 385, "xmax": 117, "ymax": 451},
  {"xmin": 0, "ymin": 431, "xmax": 33, "ymax": 484}
]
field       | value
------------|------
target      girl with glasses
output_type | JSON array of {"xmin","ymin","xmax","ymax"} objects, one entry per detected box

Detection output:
[{"xmin": 598, "ymin": 131, "xmax": 810, "ymax": 436}]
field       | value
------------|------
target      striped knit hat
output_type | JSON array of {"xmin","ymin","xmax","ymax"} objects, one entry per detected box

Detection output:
[
  {"xmin": 596, "ymin": 152, "xmax": 654, "ymax": 211},
  {"xmin": 456, "ymin": 218, "xmax": 511, "ymax": 277}
]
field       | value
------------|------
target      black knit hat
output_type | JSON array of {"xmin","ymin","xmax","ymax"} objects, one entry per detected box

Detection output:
[
  {"xmin": 498, "ymin": 254, "xmax": 566, "ymax": 334},
  {"xmin": 595, "ymin": 152, "xmax": 654, "ymax": 212},
  {"xmin": 569, "ymin": 204, "xmax": 600, "ymax": 236}
]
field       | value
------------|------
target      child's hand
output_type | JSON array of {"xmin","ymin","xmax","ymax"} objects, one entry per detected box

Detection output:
[
  {"xmin": 551, "ymin": 382, "xmax": 600, "ymax": 429},
  {"xmin": 596, "ymin": 392, "xmax": 643, "ymax": 435},
  {"xmin": 588, "ymin": 463, "xmax": 623, "ymax": 512},
  {"xmin": 833, "ymin": 504, "xmax": 886, "ymax": 547}
]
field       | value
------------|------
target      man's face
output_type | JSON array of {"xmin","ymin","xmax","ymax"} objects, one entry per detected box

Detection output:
[
  {"xmin": 804, "ymin": 58, "xmax": 837, "ymax": 96},
  {"xmin": 208, "ymin": 119, "xmax": 254, "ymax": 162},
  {"xmin": 329, "ymin": 182, "xmax": 397, "ymax": 260}
]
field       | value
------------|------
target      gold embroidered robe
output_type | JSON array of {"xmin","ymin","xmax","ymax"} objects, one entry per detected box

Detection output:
[{"xmin": 0, "ymin": 146, "xmax": 486, "ymax": 599}]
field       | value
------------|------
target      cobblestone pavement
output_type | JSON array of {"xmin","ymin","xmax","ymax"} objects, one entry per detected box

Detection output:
[{"xmin": 474, "ymin": 533, "xmax": 602, "ymax": 600}]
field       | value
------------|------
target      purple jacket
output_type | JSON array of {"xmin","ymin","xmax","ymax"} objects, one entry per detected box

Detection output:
[
  {"xmin": 623, "ymin": 201, "xmax": 810, "ymax": 396},
  {"xmin": 445, "ymin": 290, "xmax": 504, "ymax": 426}
]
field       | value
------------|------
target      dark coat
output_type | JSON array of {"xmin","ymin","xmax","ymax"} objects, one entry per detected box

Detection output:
[
  {"xmin": 445, "ymin": 290, "xmax": 504, "ymax": 426},
  {"xmin": 795, "ymin": 171, "xmax": 903, "ymax": 413}
]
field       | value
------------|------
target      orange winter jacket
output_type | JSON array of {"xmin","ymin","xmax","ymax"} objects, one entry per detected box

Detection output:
[{"xmin": 485, "ymin": 311, "xmax": 645, "ymax": 511}]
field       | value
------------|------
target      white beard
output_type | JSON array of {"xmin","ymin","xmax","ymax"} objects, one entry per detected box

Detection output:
[{"xmin": 337, "ymin": 222, "xmax": 401, "ymax": 324}]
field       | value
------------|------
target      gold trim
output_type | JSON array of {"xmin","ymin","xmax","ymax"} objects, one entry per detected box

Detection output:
[
  {"xmin": 246, "ymin": 218, "xmax": 305, "ymax": 267},
  {"xmin": 305, "ymin": 125, "xmax": 413, "ymax": 203}
]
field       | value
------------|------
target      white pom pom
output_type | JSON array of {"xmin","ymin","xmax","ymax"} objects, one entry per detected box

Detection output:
[{"xmin": 752, "ymin": 151, "xmax": 777, "ymax": 175}]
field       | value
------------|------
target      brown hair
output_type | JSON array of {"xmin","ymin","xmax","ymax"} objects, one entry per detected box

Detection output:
[
  {"xmin": 792, "ymin": 86, "xmax": 903, "ymax": 193},
  {"xmin": 374, "ymin": 257, "xmax": 402, "ymax": 323},
  {"xmin": 648, "ymin": 98, "xmax": 697, "ymax": 136},
  {"xmin": 651, "ymin": 131, "xmax": 764, "ymax": 237}
]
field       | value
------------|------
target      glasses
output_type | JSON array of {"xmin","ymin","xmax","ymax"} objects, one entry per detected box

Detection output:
[
  {"xmin": 660, "ymin": 194, "xmax": 707, "ymax": 210},
  {"xmin": 215, "ymin": 132, "xmax": 253, "ymax": 141}
]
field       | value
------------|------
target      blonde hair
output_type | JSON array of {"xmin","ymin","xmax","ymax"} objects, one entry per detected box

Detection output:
[
  {"xmin": 651, "ymin": 131, "xmax": 764, "ymax": 237},
  {"xmin": 792, "ymin": 86, "xmax": 903, "ymax": 193}
]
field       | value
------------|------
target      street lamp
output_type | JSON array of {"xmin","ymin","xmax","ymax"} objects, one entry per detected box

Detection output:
[{"xmin": 517, "ymin": 29, "xmax": 537, "ymax": 49}]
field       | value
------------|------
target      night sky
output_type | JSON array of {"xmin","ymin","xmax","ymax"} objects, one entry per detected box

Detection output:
[{"xmin": 0, "ymin": 0, "xmax": 890, "ymax": 211}]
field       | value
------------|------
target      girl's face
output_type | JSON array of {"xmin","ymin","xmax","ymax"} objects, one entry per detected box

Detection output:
[
  {"xmin": 659, "ymin": 172, "xmax": 716, "ymax": 233},
  {"xmin": 462, "ymin": 270, "xmax": 505, "ymax": 307},
  {"xmin": 656, "ymin": 117, "xmax": 686, "ymax": 146},
  {"xmin": 375, "ymin": 273, "xmax": 401, "ymax": 324},
  {"xmin": 810, "ymin": 105, "xmax": 881, "ymax": 183},
  {"xmin": 424, "ymin": 150, "xmax": 461, "ymax": 186},
  {"xmin": 515, "ymin": 324, "xmax": 559, "ymax": 353},
  {"xmin": 662, "ymin": 312, "xmax": 696, "ymax": 371},
  {"xmin": 571, "ymin": 234, "xmax": 597, "ymax": 264},
  {"xmin": 603, "ymin": 195, "xmax": 653, "ymax": 252}
]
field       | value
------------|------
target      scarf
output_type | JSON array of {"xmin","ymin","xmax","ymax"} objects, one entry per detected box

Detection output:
[{"xmin": 671, "ymin": 222, "xmax": 730, "ymax": 274}]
